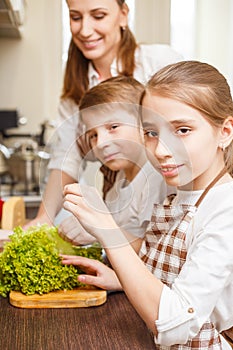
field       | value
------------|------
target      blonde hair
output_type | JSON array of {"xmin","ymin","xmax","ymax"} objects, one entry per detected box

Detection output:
[
  {"xmin": 141, "ymin": 60, "xmax": 233, "ymax": 174},
  {"xmin": 62, "ymin": 0, "xmax": 137, "ymax": 105}
]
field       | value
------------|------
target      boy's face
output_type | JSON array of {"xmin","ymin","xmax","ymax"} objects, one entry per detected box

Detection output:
[
  {"xmin": 141, "ymin": 92, "xmax": 223, "ymax": 190},
  {"xmin": 81, "ymin": 104, "xmax": 146, "ymax": 173}
]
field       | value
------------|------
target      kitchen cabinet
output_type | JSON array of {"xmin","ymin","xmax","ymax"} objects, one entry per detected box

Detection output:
[{"xmin": 0, "ymin": 0, "xmax": 25, "ymax": 38}]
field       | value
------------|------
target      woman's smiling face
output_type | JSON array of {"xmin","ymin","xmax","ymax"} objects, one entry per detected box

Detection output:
[
  {"xmin": 141, "ymin": 92, "xmax": 224, "ymax": 190},
  {"xmin": 66, "ymin": 0, "xmax": 128, "ymax": 67}
]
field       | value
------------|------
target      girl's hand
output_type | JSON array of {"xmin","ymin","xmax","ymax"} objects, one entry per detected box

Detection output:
[
  {"xmin": 63, "ymin": 184, "xmax": 125, "ymax": 248},
  {"xmin": 61, "ymin": 255, "xmax": 122, "ymax": 291}
]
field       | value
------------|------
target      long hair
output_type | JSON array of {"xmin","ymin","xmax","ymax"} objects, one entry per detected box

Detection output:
[
  {"xmin": 140, "ymin": 60, "xmax": 233, "ymax": 174},
  {"xmin": 61, "ymin": 0, "xmax": 137, "ymax": 105}
]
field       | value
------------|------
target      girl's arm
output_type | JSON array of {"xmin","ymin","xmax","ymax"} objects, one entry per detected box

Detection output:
[
  {"xmin": 63, "ymin": 183, "xmax": 163, "ymax": 334},
  {"xmin": 63, "ymin": 183, "xmax": 233, "ymax": 344},
  {"xmin": 121, "ymin": 230, "xmax": 143, "ymax": 253}
]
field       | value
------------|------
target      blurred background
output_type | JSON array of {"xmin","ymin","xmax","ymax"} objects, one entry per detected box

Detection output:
[{"xmin": 0, "ymin": 0, "xmax": 232, "ymax": 134}]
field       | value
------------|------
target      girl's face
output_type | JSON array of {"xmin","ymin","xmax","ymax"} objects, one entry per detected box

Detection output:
[
  {"xmin": 82, "ymin": 105, "xmax": 146, "ymax": 181},
  {"xmin": 67, "ymin": 0, "xmax": 128, "ymax": 67},
  {"xmin": 142, "ymin": 93, "xmax": 225, "ymax": 190}
]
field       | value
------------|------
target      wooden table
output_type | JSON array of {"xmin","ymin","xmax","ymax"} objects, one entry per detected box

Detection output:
[{"xmin": 0, "ymin": 291, "xmax": 155, "ymax": 350}]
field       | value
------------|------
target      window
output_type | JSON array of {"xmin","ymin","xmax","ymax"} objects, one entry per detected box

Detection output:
[
  {"xmin": 170, "ymin": 0, "xmax": 196, "ymax": 59},
  {"xmin": 62, "ymin": 0, "xmax": 71, "ymax": 66},
  {"xmin": 126, "ymin": 0, "xmax": 135, "ymax": 32}
]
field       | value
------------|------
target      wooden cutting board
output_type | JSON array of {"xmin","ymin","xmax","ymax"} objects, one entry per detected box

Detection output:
[{"xmin": 9, "ymin": 287, "xmax": 107, "ymax": 309}]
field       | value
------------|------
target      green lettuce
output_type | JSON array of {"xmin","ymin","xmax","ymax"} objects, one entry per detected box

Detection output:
[{"xmin": 0, "ymin": 224, "xmax": 102, "ymax": 297}]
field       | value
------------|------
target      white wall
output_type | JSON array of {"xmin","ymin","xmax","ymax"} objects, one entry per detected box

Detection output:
[
  {"xmin": 134, "ymin": 0, "xmax": 171, "ymax": 44},
  {"xmin": 134, "ymin": 0, "xmax": 233, "ymax": 95},
  {"xmin": 195, "ymin": 0, "xmax": 233, "ymax": 91},
  {"xmin": 0, "ymin": 0, "xmax": 63, "ymax": 134}
]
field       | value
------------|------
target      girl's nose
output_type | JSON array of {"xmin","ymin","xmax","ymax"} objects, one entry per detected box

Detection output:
[
  {"xmin": 79, "ymin": 17, "xmax": 93, "ymax": 37},
  {"xmin": 154, "ymin": 138, "xmax": 173, "ymax": 160}
]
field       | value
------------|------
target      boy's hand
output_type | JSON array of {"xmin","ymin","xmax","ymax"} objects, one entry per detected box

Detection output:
[{"xmin": 58, "ymin": 215, "xmax": 97, "ymax": 246}]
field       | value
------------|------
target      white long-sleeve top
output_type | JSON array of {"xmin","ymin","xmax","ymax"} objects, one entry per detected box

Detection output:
[
  {"xmin": 105, "ymin": 161, "xmax": 169, "ymax": 238},
  {"xmin": 154, "ymin": 181, "xmax": 233, "ymax": 348},
  {"xmin": 48, "ymin": 44, "xmax": 182, "ymax": 179}
]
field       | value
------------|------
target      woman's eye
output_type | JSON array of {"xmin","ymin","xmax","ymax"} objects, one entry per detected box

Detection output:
[
  {"xmin": 93, "ymin": 14, "xmax": 105, "ymax": 20},
  {"xmin": 70, "ymin": 14, "xmax": 82, "ymax": 21},
  {"xmin": 144, "ymin": 130, "xmax": 158, "ymax": 138},
  {"xmin": 176, "ymin": 127, "xmax": 191, "ymax": 135},
  {"xmin": 71, "ymin": 17, "xmax": 81, "ymax": 22}
]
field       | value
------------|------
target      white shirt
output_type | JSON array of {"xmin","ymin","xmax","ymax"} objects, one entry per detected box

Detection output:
[
  {"xmin": 48, "ymin": 44, "xmax": 182, "ymax": 179},
  {"xmin": 154, "ymin": 181, "xmax": 233, "ymax": 348},
  {"xmin": 105, "ymin": 161, "xmax": 169, "ymax": 238}
]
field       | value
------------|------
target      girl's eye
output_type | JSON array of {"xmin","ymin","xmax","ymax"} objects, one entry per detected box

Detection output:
[
  {"xmin": 109, "ymin": 124, "xmax": 119, "ymax": 130},
  {"xmin": 176, "ymin": 127, "xmax": 191, "ymax": 135},
  {"xmin": 144, "ymin": 130, "xmax": 158, "ymax": 138}
]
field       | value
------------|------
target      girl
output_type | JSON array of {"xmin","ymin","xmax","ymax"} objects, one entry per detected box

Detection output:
[
  {"xmin": 62, "ymin": 61, "xmax": 233, "ymax": 349},
  {"xmin": 26, "ymin": 0, "xmax": 181, "ymax": 229},
  {"xmin": 59, "ymin": 76, "xmax": 169, "ymax": 248}
]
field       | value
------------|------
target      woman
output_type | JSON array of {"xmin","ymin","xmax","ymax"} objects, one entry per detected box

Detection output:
[{"xmin": 27, "ymin": 0, "xmax": 181, "ymax": 228}]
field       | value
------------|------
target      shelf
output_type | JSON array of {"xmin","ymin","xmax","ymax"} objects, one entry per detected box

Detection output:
[{"xmin": 0, "ymin": 0, "xmax": 25, "ymax": 38}]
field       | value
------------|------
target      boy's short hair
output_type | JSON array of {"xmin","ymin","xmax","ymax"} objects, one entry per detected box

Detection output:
[{"xmin": 79, "ymin": 76, "xmax": 144, "ymax": 111}]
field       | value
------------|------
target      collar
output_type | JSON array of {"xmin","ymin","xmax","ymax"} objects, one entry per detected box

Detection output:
[{"xmin": 88, "ymin": 59, "xmax": 119, "ymax": 87}]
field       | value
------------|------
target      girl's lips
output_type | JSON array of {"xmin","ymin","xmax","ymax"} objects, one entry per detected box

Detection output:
[{"xmin": 159, "ymin": 165, "xmax": 183, "ymax": 177}]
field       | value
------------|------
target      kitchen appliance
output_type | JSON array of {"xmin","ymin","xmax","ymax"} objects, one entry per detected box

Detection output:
[
  {"xmin": 0, "ymin": 110, "xmax": 19, "ymax": 130},
  {"xmin": 0, "ymin": 109, "xmax": 51, "ymax": 196},
  {"xmin": 0, "ymin": 109, "xmax": 23, "ymax": 175},
  {"xmin": 5, "ymin": 140, "xmax": 50, "ymax": 195}
]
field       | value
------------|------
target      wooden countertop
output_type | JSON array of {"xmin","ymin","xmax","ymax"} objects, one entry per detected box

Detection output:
[{"xmin": 0, "ymin": 291, "xmax": 155, "ymax": 350}]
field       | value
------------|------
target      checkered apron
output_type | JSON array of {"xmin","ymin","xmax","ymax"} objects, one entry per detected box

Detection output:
[{"xmin": 139, "ymin": 168, "xmax": 227, "ymax": 349}]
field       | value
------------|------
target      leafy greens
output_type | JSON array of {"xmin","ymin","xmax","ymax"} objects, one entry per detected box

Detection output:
[{"xmin": 0, "ymin": 224, "xmax": 102, "ymax": 297}]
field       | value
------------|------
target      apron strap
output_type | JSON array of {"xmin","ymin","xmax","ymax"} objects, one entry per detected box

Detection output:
[{"xmin": 195, "ymin": 167, "xmax": 227, "ymax": 208}]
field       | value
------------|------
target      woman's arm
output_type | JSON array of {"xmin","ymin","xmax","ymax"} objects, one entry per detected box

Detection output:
[
  {"xmin": 24, "ymin": 99, "xmax": 81, "ymax": 228},
  {"xmin": 24, "ymin": 169, "xmax": 76, "ymax": 228}
]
